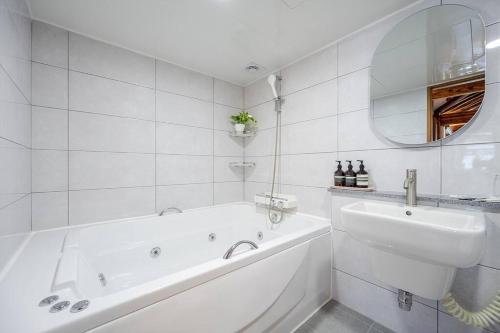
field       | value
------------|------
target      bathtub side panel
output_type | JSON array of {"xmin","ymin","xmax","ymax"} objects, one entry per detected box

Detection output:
[{"xmin": 85, "ymin": 233, "xmax": 331, "ymax": 333}]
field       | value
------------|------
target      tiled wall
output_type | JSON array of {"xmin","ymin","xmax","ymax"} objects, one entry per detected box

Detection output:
[
  {"xmin": 31, "ymin": 21, "xmax": 244, "ymax": 229},
  {"xmin": 0, "ymin": 0, "xmax": 31, "ymax": 267},
  {"xmin": 243, "ymin": 1, "xmax": 500, "ymax": 332}
]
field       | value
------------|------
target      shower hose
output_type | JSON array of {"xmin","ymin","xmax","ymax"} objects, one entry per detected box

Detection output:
[{"xmin": 442, "ymin": 291, "xmax": 500, "ymax": 328}]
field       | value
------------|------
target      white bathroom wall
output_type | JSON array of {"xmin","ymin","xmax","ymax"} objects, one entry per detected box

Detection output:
[
  {"xmin": 244, "ymin": 1, "xmax": 500, "ymax": 332},
  {"xmin": 0, "ymin": 0, "xmax": 31, "ymax": 267},
  {"xmin": 31, "ymin": 21, "xmax": 244, "ymax": 229}
]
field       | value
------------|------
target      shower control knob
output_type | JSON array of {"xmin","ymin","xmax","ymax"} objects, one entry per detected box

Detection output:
[
  {"xmin": 38, "ymin": 295, "xmax": 59, "ymax": 307},
  {"xmin": 49, "ymin": 301, "xmax": 70, "ymax": 313},
  {"xmin": 71, "ymin": 300, "xmax": 90, "ymax": 313}
]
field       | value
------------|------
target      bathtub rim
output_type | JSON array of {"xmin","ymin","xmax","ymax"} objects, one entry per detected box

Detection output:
[{"xmin": 0, "ymin": 201, "xmax": 331, "ymax": 333}]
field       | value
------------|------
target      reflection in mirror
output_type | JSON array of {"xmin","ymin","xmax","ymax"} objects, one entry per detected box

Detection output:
[{"xmin": 371, "ymin": 5, "xmax": 485, "ymax": 144}]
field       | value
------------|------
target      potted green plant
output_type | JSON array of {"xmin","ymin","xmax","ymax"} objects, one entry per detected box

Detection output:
[{"xmin": 230, "ymin": 111, "xmax": 257, "ymax": 133}]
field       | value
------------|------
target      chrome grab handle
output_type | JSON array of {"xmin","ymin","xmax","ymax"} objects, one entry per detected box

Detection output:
[
  {"xmin": 159, "ymin": 207, "xmax": 183, "ymax": 216},
  {"xmin": 223, "ymin": 240, "xmax": 258, "ymax": 259}
]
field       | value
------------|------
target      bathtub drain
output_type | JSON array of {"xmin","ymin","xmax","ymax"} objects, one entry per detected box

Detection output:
[{"xmin": 257, "ymin": 231, "xmax": 263, "ymax": 240}]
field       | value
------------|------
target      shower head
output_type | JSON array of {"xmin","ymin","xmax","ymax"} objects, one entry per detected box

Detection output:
[{"xmin": 267, "ymin": 74, "xmax": 280, "ymax": 99}]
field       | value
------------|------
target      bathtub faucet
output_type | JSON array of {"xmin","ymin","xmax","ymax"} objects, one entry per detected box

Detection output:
[{"xmin": 159, "ymin": 207, "xmax": 183, "ymax": 216}]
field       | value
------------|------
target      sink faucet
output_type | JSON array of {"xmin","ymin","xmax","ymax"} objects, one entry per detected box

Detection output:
[{"xmin": 403, "ymin": 169, "xmax": 417, "ymax": 206}]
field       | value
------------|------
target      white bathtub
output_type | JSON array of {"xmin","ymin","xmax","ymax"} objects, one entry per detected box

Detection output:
[{"xmin": 0, "ymin": 202, "xmax": 331, "ymax": 333}]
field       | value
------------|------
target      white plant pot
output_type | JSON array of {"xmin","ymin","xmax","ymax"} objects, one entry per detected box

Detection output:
[{"xmin": 234, "ymin": 123, "xmax": 245, "ymax": 133}]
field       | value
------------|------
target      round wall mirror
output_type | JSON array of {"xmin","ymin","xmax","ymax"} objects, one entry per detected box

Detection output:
[{"xmin": 370, "ymin": 5, "xmax": 486, "ymax": 145}]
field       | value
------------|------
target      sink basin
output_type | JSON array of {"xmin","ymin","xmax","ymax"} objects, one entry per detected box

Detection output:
[{"xmin": 340, "ymin": 201, "xmax": 486, "ymax": 299}]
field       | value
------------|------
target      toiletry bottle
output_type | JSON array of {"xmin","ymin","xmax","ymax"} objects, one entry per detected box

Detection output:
[
  {"xmin": 345, "ymin": 160, "xmax": 357, "ymax": 187},
  {"xmin": 356, "ymin": 160, "xmax": 369, "ymax": 188},
  {"xmin": 334, "ymin": 161, "xmax": 345, "ymax": 187}
]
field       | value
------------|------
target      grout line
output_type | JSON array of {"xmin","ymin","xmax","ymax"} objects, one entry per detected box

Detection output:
[
  {"xmin": 67, "ymin": 28, "xmax": 70, "ymax": 226},
  {"xmin": 0, "ymin": 135, "xmax": 31, "ymax": 150},
  {"xmin": 0, "ymin": 62, "xmax": 31, "ymax": 105},
  {"xmin": 30, "ymin": 20, "xmax": 33, "ymax": 232},
  {"xmin": 212, "ymin": 78, "xmax": 215, "ymax": 205},
  {"xmin": 154, "ymin": 58, "xmax": 157, "ymax": 213},
  {"xmin": 0, "ymin": 193, "xmax": 30, "ymax": 211}
]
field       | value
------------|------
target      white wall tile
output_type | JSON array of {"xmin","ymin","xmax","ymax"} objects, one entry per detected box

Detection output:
[
  {"xmin": 32, "ymin": 20, "xmax": 68, "ymax": 68},
  {"xmin": 156, "ymin": 60, "xmax": 213, "ymax": 101},
  {"xmin": 69, "ymin": 71, "xmax": 155, "ymax": 120},
  {"xmin": 441, "ymin": 143, "xmax": 500, "ymax": 196},
  {"xmin": 32, "ymin": 191, "xmax": 68, "ymax": 230},
  {"xmin": 69, "ymin": 111, "xmax": 155, "ymax": 153},
  {"xmin": 69, "ymin": 186, "xmax": 155, "ymax": 225},
  {"xmin": 282, "ymin": 153, "xmax": 336, "ymax": 187},
  {"xmin": 244, "ymin": 76, "xmax": 275, "ymax": 108},
  {"xmin": 156, "ymin": 90, "xmax": 212, "ymax": 127},
  {"xmin": 281, "ymin": 184, "xmax": 331, "ymax": 218},
  {"xmin": 156, "ymin": 123, "xmax": 213, "ymax": 155},
  {"xmin": 214, "ymin": 130, "xmax": 243, "ymax": 157},
  {"xmin": 32, "ymin": 62, "xmax": 68, "ymax": 109},
  {"xmin": 31, "ymin": 106, "xmax": 67, "ymax": 150},
  {"xmin": 244, "ymin": 127, "xmax": 275, "ymax": 157},
  {"xmin": 340, "ymin": 147, "xmax": 441, "ymax": 194},
  {"xmin": 338, "ymin": 109, "xmax": 393, "ymax": 151},
  {"xmin": 32, "ymin": 149, "xmax": 68, "ymax": 192},
  {"xmin": 244, "ymin": 181, "xmax": 270, "ymax": 201},
  {"xmin": 486, "ymin": 23, "xmax": 500, "ymax": 84},
  {"xmin": 0, "ymin": 140, "xmax": 30, "ymax": 194},
  {"xmin": 69, "ymin": 151, "xmax": 154, "ymax": 190},
  {"xmin": 156, "ymin": 154, "xmax": 213, "ymax": 185},
  {"xmin": 282, "ymin": 117, "xmax": 337, "ymax": 154},
  {"xmin": 244, "ymin": 156, "xmax": 275, "ymax": 183},
  {"xmin": 0, "ymin": 64, "xmax": 28, "ymax": 104},
  {"xmin": 214, "ymin": 79, "xmax": 243, "ymax": 108},
  {"xmin": 0, "ymin": 54, "xmax": 31, "ymax": 102},
  {"xmin": 332, "ymin": 270, "xmax": 437, "ymax": 333},
  {"xmin": 69, "ymin": 33, "xmax": 155, "ymax": 87},
  {"xmin": 281, "ymin": 45, "xmax": 337, "ymax": 95},
  {"xmin": 0, "ymin": 4, "xmax": 30, "ymax": 61},
  {"xmin": 0, "ymin": 194, "xmax": 30, "ymax": 236},
  {"xmin": 282, "ymin": 79, "xmax": 337, "ymax": 125},
  {"xmin": 214, "ymin": 157, "xmax": 245, "ymax": 182},
  {"xmin": 0, "ymin": 100, "xmax": 30, "ymax": 147},
  {"xmin": 338, "ymin": 68, "xmax": 370, "ymax": 114},
  {"xmin": 156, "ymin": 183, "xmax": 213, "ymax": 211},
  {"xmin": 214, "ymin": 182, "xmax": 243, "ymax": 204},
  {"xmin": 245, "ymin": 100, "xmax": 276, "ymax": 130},
  {"xmin": 214, "ymin": 104, "xmax": 240, "ymax": 131}
]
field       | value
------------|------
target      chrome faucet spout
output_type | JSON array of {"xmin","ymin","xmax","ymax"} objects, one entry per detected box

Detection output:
[{"xmin": 404, "ymin": 169, "xmax": 417, "ymax": 206}]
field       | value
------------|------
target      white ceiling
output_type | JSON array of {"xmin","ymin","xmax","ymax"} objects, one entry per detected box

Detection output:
[{"xmin": 28, "ymin": 0, "xmax": 419, "ymax": 86}]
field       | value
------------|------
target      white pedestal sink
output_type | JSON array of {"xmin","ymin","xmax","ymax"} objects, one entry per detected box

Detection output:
[{"xmin": 341, "ymin": 201, "xmax": 486, "ymax": 300}]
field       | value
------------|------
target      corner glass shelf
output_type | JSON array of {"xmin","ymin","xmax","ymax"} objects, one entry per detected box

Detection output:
[
  {"xmin": 229, "ymin": 162, "xmax": 255, "ymax": 168},
  {"xmin": 229, "ymin": 130, "xmax": 257, "ymax": 137}
]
